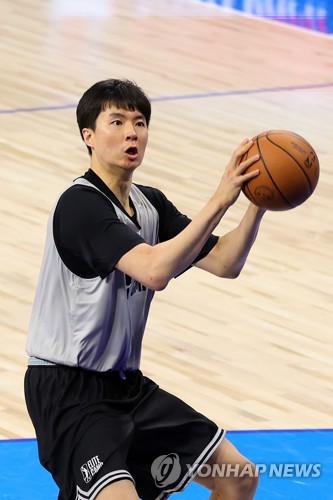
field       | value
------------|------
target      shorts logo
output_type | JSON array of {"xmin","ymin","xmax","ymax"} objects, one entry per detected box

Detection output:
[{"xmin": 80, "ymin": 455, "xmax": 104, "ymax": 484}]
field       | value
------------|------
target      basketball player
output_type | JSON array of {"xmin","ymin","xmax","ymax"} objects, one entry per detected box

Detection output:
[{"xmin": 24, "ymin": 79, "xmax": 265, "ymax": 500}]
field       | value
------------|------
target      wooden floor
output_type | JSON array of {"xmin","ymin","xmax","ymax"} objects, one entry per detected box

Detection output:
[{"xmin": 1, "ymin": 0, "xmax": 333, "ymax": 439}]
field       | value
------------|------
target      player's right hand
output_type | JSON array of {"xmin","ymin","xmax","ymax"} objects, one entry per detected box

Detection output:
[{"xmin": 216, "ymin": 138, "xmax": 260, "ymax": 207}]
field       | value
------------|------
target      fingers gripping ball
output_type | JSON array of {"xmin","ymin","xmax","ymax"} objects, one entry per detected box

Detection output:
[{"xmin": 242, "ymin": 130, "xmax": 320, "ymax": 211}]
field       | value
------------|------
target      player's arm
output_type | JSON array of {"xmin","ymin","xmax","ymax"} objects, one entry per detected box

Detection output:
[
  {"xmin": 116, "ymin": 139, "xmax": 260, "ymax": 291},
  {"xmin": 194, "ymin": 203, "xmax": 265, "ymax": 278}
]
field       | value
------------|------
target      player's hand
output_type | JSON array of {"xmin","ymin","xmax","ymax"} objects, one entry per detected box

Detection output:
[{"xmin": 216, "ymin": 138, "xmax": 260, "ymax": 207}]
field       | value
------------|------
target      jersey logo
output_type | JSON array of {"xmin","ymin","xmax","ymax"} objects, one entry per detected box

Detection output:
[
  {"xmin": 125, "ymin": 274, "xmax": 146, "ymax": 298},
  {"xmin": 80, "ymin": 455, "xmax": 104, "ymax": 483}
]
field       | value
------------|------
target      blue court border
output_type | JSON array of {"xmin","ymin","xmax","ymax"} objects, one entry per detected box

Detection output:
[
  {"xmin": 1, "ymin": 428, "xmax": 332, "ymax": 499},
  {"xmin": 1, "ymin": 82, "xmax": 333, "ymax": 116}
]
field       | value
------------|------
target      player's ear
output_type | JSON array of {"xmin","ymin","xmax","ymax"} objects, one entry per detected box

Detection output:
[{"xmin": 82, "ymin": 128, "xmax": 94, "ymax": 149}]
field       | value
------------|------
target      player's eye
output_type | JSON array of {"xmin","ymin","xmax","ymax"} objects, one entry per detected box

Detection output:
[
  {"xmin": 136, "ymin": 121, "xmax": 146, "ymax": 127},
  {"xmin": 111, "ymin": 120, "xmax": 122, "ymax": 126}
]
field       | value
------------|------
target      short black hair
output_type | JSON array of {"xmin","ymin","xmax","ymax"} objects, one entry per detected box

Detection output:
[{"xmin": 76, "ymin": 79, "xmax": 151, "ymax": 156}]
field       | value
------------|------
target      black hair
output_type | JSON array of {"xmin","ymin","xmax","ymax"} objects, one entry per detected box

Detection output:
[{"xmin": 76, "ymin": 79, "xmax": 151, "ymax": 156}]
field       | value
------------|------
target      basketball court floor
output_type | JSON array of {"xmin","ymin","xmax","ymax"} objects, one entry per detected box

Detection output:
[
  {"xmin": 1, "ymin": 0, "xmax": 332, "ymax": 498},
  {"xmin": 1, "ymin": 429, "xmax": 333, "ymax": 498}
]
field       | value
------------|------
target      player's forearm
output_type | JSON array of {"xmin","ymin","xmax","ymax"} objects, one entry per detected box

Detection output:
[
  {"xmin": 214, "ymin": 203, "xmax": 265, "ymax": 278},
  {"xmin": 153, "ymin": 197, "xmax": 230, "ymax": 285},
  {"xmin": 118, "ymin": 194, "xmax": 231, "ymax": 291}
]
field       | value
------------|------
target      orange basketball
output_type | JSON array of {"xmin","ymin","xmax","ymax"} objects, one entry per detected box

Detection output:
[{"xmin": 242, "ymin": 130, "xmax": 320, "ymax": 211}]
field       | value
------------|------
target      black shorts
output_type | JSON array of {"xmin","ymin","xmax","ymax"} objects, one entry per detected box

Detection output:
[{"xmin": 24, "ymin": 366, "xmax": 224, "ymax": 500}]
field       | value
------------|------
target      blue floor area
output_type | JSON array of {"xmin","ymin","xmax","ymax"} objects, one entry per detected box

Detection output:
[
  {"xmin": 198, "ymin": 0, "xmax": 333, "ymax": 34},
  {"xmin": 1, "ymin": 429, "xmax": 332, "ymax": 499}
]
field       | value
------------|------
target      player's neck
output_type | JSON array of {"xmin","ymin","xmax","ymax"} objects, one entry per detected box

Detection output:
[
  {"xmin": 113, "ymin": 182, "xmax": 133, "ymax": 215},
  {"xmin": 90, "ymin": 164, "xmax": 133, "ymax": 215}
]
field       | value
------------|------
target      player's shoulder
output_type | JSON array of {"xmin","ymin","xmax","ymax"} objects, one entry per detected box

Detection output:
[
  {"xmin": 135, "ymin": 183, "xmax": 164, "ymax": 196},
  {"xmin": 135, "ymin": 184, "xmax": 169, "ymax": 206},
  {"xmin": 56, "ymin": 182, "xmax": 111, "ymax": 213}
]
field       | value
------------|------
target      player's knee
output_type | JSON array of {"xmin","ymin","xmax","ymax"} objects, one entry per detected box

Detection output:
[
  {"xmin": 95, "ymin": 479, "xmax": 139, "ymax": 500},
  {"xmin": 214, "ymin": 461, "xmax": 259, "ymax": 498},
  {"xmin": 235, "ymin": 463, "xmax": 259, "ymax": 496}
]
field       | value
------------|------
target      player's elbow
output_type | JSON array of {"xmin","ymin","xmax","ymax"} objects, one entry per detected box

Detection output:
[
  {"xmin": 147, "ymin": 270, "xmax": 170, "ymax": 291},
  {"xmin": 222, "ymin": 270, "xmax": 240, "ymax": 279},
  {"xmin": 148, "ymin": 277, "xmax": 169, "ymax": 291},
  {"xmin": 218, "ymin": 265, "xmax": 242, "ymax": 279},
  {"xmin": 154, "ymin": 281, "xmax": 169, "ymax": 291}
]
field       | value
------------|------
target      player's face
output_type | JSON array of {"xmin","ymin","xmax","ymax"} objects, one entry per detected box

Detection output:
[{"xmin": 83, "ymin": 106, "xmax": 149, "ymax": 173}]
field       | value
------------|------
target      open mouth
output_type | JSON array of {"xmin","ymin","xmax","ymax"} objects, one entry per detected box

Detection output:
[{"xmin": 125, "ymin": 146, "xmax": 138, "ymax": 158}]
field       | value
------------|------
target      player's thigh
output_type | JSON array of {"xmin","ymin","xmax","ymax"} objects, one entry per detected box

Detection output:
[
  {"xmin": 194, "ymin": 437, "xmax": 257, "ymax": 490},
  {"xmin": 96, "ymin": 479, "xmax": 139, "ymax": 500}
]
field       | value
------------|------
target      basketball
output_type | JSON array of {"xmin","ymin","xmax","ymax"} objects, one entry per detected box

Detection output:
[{"xmin": 242, "ymin": 130, "xmax": 320, "ymax": 211}]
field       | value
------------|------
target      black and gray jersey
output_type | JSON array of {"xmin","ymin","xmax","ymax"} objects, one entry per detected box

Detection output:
[{"xmin": 26, "ymin": 170, "xmax": 218, "ymax": 372}]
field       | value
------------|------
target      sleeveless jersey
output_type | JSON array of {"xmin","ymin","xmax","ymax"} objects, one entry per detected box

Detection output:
[{"xmin": 26, "ymin": 178, "xmax": 158, "ymax": 372}]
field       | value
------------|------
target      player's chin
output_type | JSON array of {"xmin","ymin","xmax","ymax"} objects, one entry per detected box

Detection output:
[
  {"xmin": 125, "ymin": 154, "xmax": 143, "ymax": 168},
  {"xmin": 122, "ymin": 158, "xmax": 142, "ymax": 172}
]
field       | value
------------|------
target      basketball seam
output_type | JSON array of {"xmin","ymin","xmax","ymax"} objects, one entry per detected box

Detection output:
[
  {"xmin": 266, "ymin": 130, "xmax": 309, "ymax": 144},
  {"xmin": 266, "ymin": 132, "xmax": 315, "ymax": 194},
  {"xmin": 256, "ymin": 136, "xmax": 293, "ymax": 208}
]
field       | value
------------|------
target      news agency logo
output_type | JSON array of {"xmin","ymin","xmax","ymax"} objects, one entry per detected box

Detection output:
[
  {"xmin": 257, "ymin": 463, "xmax": 321, "ymax": 478},
  {"xmin": 150, "ymin": 453, "xmax": 322, "ymax": 488},
  {"xmin": 151, "ymin": 453, "xmax": 182, "ymax": 488},
  {"xmin": 196, "ymin": 462, "xmax": 321, "ymax": 479}
]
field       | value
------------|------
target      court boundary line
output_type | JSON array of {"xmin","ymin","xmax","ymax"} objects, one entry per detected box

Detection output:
[
  {"xmin": 1, "ymin": 428, "xmax": 332, "ymax": 444},
  {"xmin": 1, "ymin": 82, "xmax": 333, "ymax": 116}
]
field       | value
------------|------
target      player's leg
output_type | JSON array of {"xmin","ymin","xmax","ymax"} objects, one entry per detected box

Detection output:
[
  {"xmin": 128, "ymin": 379, "xmax": 227, "ymax": 499},
  {"xmin": 194, "ymin": 438, "xmax": 258, "ymax": 499},
  {"xmin": 95, "ymin": 479, "xmax": 139, "ymax": 499},
  {"xmin": 25, "ymin": 366, "xmax": 139, "ymax": 500}
]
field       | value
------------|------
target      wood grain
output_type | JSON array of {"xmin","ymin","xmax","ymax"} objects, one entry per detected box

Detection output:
[{"xmin": 0, "ymin": 0, "xmax": 332, "ymax": 439}]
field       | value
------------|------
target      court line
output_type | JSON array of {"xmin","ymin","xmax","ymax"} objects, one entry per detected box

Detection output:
[
  {"xmin": 1, "ymin": 428, "xmax": 332, "ymax": 445},
  {"xmin": 1, "ymin": 82, "xmax": 333, "ymax": 116}
]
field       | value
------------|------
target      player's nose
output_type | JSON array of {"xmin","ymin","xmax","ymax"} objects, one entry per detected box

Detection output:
[{"xmin": 125, "ymin": 122, "xmax": 137, "ymax": 140}]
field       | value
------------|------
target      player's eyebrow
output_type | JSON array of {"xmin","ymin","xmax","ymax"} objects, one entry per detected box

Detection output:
[{"xmin": 108, "ymin": 112, "xmax": 145, "ymax": 120}]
